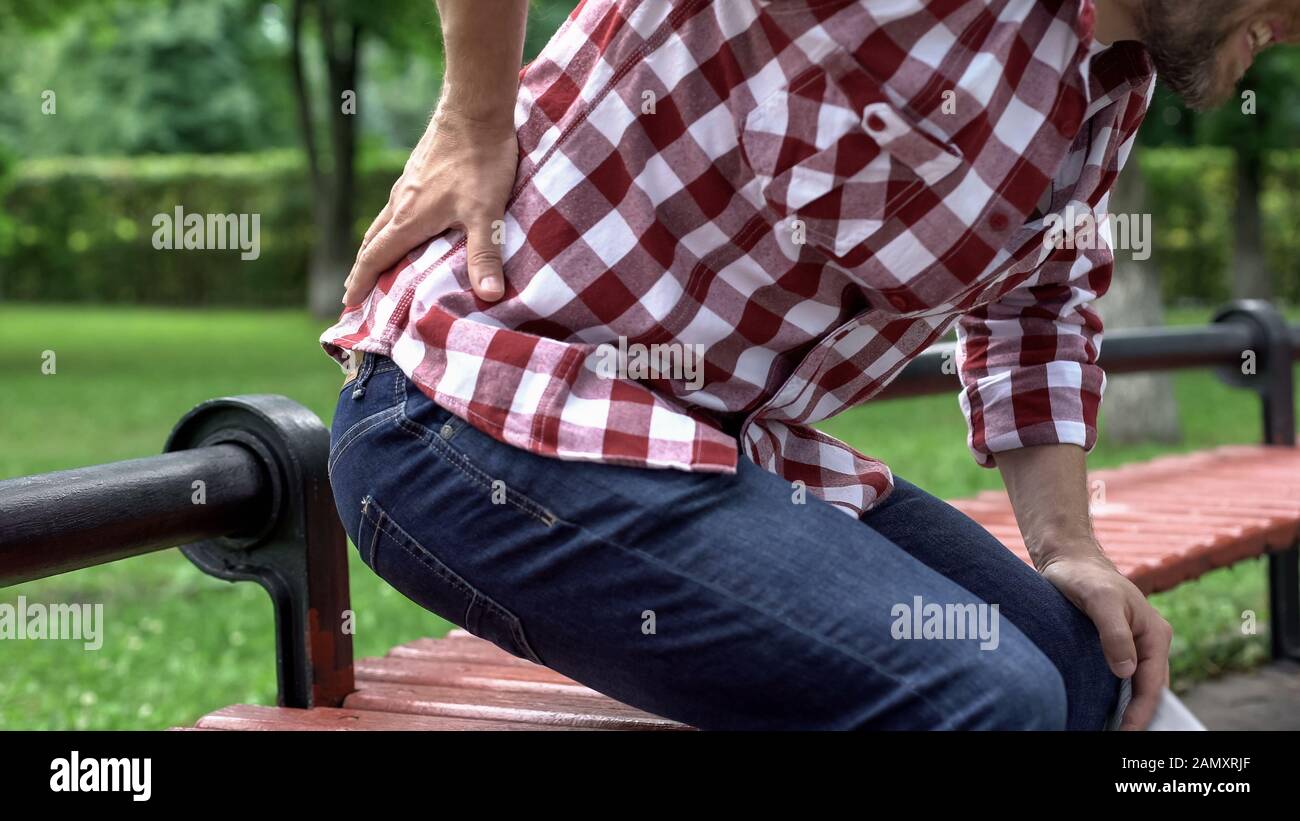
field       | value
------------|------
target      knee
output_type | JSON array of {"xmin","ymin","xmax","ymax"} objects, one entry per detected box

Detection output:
[
  {"xmin": 1034, "ymin": 591, "xmax": 1124, "ymax": 729},
  {"xmin": 996, "ymin": 647, "xmax": 1068, "ymax": 730},
  {"xmin": 1062, "ymin": 619, "xmax": 1124, "ymax": 729},
  {"xmin": 955, "ymin": 635, "xmax": 1069, "ymax": 730},
  {"xmin": 1001, "ymin": 657, "xmax": 1069, "ymax": 730}
]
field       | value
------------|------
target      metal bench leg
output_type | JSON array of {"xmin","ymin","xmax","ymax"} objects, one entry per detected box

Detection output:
[
  {"xmin": 1270, "ymin": 547, "xmax": 1300, "ymax": 661},
  {"xmin": 1215, "ymin": 302, "xmax": 1299, "ymax": 662},
  {"xmin": 165, "ymin": 395, "xmax": 354, "ymax": 708}
]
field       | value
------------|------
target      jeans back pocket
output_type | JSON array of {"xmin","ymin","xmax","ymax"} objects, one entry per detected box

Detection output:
[{"xmin": 354, "ymin": 494, "xmax": 544, "ymax": 666}]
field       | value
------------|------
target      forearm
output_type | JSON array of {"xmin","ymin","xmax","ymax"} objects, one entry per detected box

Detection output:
[
  {"xmin": 435, "ymin": 0, "xmax": 529, "ymax": 126},
  {"xmin": 995, "ymin": 443, "xmax": 1106, "ymax": 570}
]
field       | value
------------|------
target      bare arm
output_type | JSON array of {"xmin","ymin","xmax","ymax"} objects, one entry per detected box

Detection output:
[
  {"xmin": 997, "ymin": 444, "xmax": 1172, "ymax": 730},
  {"xmin": 437, "ymin": 0, "xmax": 529, "ymax": 127},
  {"xmin": 997, "ymin": 443, "xmax": 1095, "ymax": 566},
  {"xmin": 345, "ymin": 0, "xmax": 529, "ymax": 306}
]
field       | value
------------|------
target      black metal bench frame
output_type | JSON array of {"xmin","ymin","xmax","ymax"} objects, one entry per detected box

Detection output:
[{"xmin": 1, "ymin": 299, "xmax": 1297, "ymax": 709}]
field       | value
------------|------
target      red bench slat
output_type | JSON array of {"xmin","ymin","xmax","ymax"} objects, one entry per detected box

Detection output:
[
  {"xmin": 386, "ymin": 635, "xmax": 552, "ymax": 667},
  {"xmin": 194, "ymin": 704, "xmax": 590, "ymax": 731},
  {"xmin": 342, "ymin": 682, "xmax": 688, "ymax": 730},
  {"xmin": 354, "ymin": 656, "xmax": 596, "ymax": 697}
]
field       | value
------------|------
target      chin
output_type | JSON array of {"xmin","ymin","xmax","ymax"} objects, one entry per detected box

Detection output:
[
  {"xmin": 1176, "ymin": 60, "xmax": 1243, "ymax": 112},
  {"xmin": 1186, "ymin": 83, "xmax": 1238, "ymax": 111}
]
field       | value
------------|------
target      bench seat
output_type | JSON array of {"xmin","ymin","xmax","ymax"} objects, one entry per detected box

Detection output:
[
  {"xmin": 184, "ymin": 443, "xmax": 1300, "ymax": 730},
  {"xmin": 192, "ymin": 631, "xmax": 690, "ymax": 730},
  {"xmin": 951, "ymin": 444, "xmax": 1300, "ymax": 595}
]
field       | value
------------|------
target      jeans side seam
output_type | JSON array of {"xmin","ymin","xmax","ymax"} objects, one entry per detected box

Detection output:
[{"xmin": 366, "ymin": 510, "xmax": 381, "ymax": 567}]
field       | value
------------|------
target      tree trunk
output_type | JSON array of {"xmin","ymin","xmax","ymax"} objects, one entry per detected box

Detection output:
[
  {"xmin": 1101, "ymin": 156, "xmax": 1182, "ymax": 446},
  {"xmin": 1232, "ymin": 149, "xmax": 1271, "ymax": 300},
  {"xmin": 291, "ymin": 0, "xmax": 363, "ymax": 318}
]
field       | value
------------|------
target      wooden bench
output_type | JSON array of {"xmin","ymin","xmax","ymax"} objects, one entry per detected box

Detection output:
[
  {"xmin": 192, "ymin": 629, "xmax": 691, "ymax": 731},
  {"xmin": 182, "ymin": 443, "xmax": 1300, "ymax": 732},
  {"xmin": 0, "ymin": 300, "xmax": 1296, "ymax": 730},
  {"xmin": 954, "ymin": 444, "xmax": 1300, "ymax": 596}
]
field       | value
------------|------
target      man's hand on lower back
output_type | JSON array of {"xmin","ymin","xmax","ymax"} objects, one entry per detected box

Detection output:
[
  {"xmin": 343, "ymin": 0, "xmax": 528, "ymax": 308},
  {"xmin": 344, "ymin": 110, "xmax": 519, "ymax": 307}
]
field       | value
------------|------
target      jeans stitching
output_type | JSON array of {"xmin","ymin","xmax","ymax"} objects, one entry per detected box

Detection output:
[
  {"xmin": 395, "ymin": 376, "xmax": 560, "ymax": 529},
  {"xmin": 360, "ymin": 497, "xmax": 477, "ymax": 596},
  {"xmin": 364, "ymin": 505, "xmax": 382, "ymax": 567},
  {"xmin": 520, "ymin": 504, "xmax": 954, "ymax": 727},
  {"xmin": 358, "ymin": 493, "xmax": 543, "ymax": 664},
  {"xmin": 329, "ymin": 405, "xmax": 403, "ymax": 477}
]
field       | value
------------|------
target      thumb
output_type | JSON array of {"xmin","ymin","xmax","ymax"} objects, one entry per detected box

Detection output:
[{"xmin": 465, "ymin": 216, "xmax": 506, "ymax": 301}]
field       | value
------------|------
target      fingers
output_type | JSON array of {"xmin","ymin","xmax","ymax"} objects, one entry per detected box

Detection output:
[
  {"xmin": 360, "ymin": 201, "xmax": 395, "ymax": 253},
  {"xmin": 343, "ymin": 211, "xmax": 504, "ymax": 307},
  {"xmin": 1120, "ymin": 612, "xmax": 1173, "ymax": 731},
  {"xmin": 1042, "ymin": 558, "xmax": 1173, "ymax": 732},
  {"xmin": 344, "ymin": 218, "xmax": 425, "ymax": 307},
  {"xmin": 465, "ymin": 216, "xmax": 506, "ymax": 301},
  {"xmin": 344, "ymin": 201, "xmax": 398, "ymax": 307},
  {"xmin": 1084, "ymin": 594, "xmax": 1139, "ymax": 680}
]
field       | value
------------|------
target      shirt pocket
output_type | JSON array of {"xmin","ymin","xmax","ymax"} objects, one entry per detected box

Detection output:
[{"xmin": 740, "ymin": 51, "xmax": 965, "ymax": 265}]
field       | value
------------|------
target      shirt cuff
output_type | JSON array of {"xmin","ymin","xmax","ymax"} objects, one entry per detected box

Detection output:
[{"xmin": 959, "ymin": 361, "xmax": 1104, "ymax": 468}]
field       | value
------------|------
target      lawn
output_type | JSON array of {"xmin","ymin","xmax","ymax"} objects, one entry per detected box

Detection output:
[{"xmin": 0, "ymin": 303, "xmax": 1296, "ymax": 729}]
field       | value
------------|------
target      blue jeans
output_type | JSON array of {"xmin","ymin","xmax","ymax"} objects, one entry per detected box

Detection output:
[{"xmin": 327, "ymin": 354, "xmax": 1121, "ymax": 730}]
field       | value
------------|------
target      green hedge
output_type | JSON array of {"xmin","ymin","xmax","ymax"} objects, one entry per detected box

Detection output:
[
  {"xmin": 1263, "ymin": 152, "xmax": 1300, "ymax": 305},
  {"xmin": 0, "ymin": 150, "xmax": 403, "ymax": 306},
  {"xmin": 1115, "ymin": 147, "xmax": 1300, "ymax": 305},
  {"xmin": 1140, "ymin": 148, "xmax": 1234, "ymax": 305},
  {"xmin": 0, "ymin": 147, "xmax": 1296, "ymax": 306}
]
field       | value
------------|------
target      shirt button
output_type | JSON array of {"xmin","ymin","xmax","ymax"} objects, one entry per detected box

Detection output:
[
  {"xmin": 989, "ymin": 212, "xmax": 1010, "ymax": 231},
  {"xmin": 888, "ymin": 294, "xmax": 911, "ymax": 310},
  {"xmin": 865, "ymin": 112, "xmax": 887, "ymax": 132}
]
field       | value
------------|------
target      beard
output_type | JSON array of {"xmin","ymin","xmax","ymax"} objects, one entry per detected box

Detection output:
[{"xmin": 1136, "ymin": 0, "xmax": 1237, "ymax": 111}]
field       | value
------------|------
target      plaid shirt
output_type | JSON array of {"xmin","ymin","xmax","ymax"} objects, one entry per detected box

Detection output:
[{"xmin": 321, "ymin": 0, "xmax": 1155, "ymax": 517}]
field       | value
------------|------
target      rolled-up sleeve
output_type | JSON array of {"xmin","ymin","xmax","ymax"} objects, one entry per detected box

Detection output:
[
  {"xmin": 956, "ymin": 61, "xmax": 1152, "ymax": 468},
  {"xmin": 956, "ymin": 240, "xmax": 1111, "ymax": 467}
]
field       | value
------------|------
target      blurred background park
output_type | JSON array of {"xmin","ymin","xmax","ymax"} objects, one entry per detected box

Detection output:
[{"xmin": 1, "ymin": 0, "xmax": 1298, "ymax": 729}]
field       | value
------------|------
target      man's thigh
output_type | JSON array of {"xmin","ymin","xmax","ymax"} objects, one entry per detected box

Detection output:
[
  {"xmin": 350, "ymin": 381, "xmax": 1067, "ymax": 729},
  {"xmin": 860, "ymin": 477, "xmax": 1121, "ymax": 729}
]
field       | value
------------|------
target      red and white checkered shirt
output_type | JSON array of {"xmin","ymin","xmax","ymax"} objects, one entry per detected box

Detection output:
[{"xmin": 322, "ymin": 0, "xmax": 1156, "ymax": 517}]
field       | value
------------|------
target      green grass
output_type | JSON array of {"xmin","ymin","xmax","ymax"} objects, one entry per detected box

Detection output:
[{"xmin": 0, "ymin": 303, "xmax": 1296, "ymax": 728}]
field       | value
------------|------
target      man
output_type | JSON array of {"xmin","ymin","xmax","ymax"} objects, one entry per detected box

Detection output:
[{"xmin": 323, "ymin": 0, "xmax": 1296, "ymax": 729}]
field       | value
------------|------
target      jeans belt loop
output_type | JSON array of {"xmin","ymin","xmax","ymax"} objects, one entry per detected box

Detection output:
[{"xmin": 348, "ymin": 350, "xmax": 374, "ymax": 400}]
